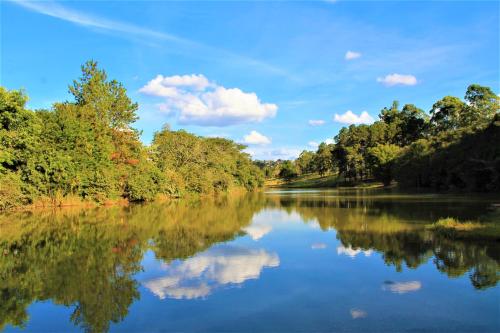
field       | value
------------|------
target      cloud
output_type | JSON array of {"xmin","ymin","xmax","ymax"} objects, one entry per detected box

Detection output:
[
  {"xmin": 334, "ymin": 110, "xmax": 374, "ymax": 125},
  {"xmin": 345, "ymin": 51, "xmax": 361, "ymax": 60},
  {"xmin": 144, "ymin": 278, "xmax": 211, "ymax": 300},
  {"xmin": 377, "ymin": 73, "xmax": 418, "ymax": 86},
  {"xmin": 325, "ymin": 138, "xmax": 334, "ymax": 145},
  {"xmin": 12, "ymin": 0, "xmax": 193, "ymax": 44},
  {"xmin": 382, "ymin": 281, "xmax": 422, "ymax": 294},
  {"xmin": 12, "ymin": 0, "xmax": 291, "ymax": 78},
  {"xmin": 308, "ymin": 119, "xmax": 326, "ymax": 126},
  {"xmin": 243, "ymin": 131, "xmax": 271, "ymax": 145},
  {"xmin": 143, "ymin": 246, "xmax": 279, "ymax": 299},
  {"xmin": 140, "ymin": 74, "xmax": 278, "ymax": 126},
  {"xmin": 244, "ymin": 147, "xmax": 301, "ymax": 160},
  {"xmin": 350, "ymin": 309, "xmax": 367, "ymax": 319},
  {"xmin": 308, "ymin": 141, "xmax": 319, "ymax": 148},
  {"xmin": 337, "ymin": 245, "xmax": 373, "ymax": 258},
  {"xmin": 311, "ymin": 243, "xmax": 327, "ymax": 250},
  {"xmin": 154, "ymin": 74, "xmax": 212, "ymax": 91},
  {"xmin": 243, "ymin": 224, "xmax": 273, "ymax": 241}
]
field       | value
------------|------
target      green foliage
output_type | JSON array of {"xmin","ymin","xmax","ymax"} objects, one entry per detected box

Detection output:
[
  {"xmin": 294, "ymin": 150, "xmax": 315, "ymax": 175},
  {"xmin": 151, "ymin": 128, "xmax": 263, "ymax": 195},
  {"xmin": 281, "ymin": 83, "xmax": 498, "ymax": 191},
  {"xmin": 395, "ymin": 119, "xmax": 500, "ymax": 191},
  {"xmin": 0, "ymin": 173, "xmax": 26, "ymax": 210},
  {"xmin": 367, "ymin": 144, "xmax": 402, "ymax": 186},
  {"xmin": 0, "ymin": 62, "xmax": 263, "ymax": 210},
  {"xmin": 313, "ymin": 143, "xmax": 334, "ymax": 176},
  {"xmin": 278, "ymin": 160, "xmax": 298, "ymax": 180},
  {"xmin": 430, "ymin": 96, "xmax": 466, "ymax": 132}
]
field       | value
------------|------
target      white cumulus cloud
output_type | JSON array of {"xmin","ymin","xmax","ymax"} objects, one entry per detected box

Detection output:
[
  {"xmin": 334, "ymin": 110, "xmax": 374, "ymax": 125},
  {"xmin": 140, "ymin": 74, "xmax": 278, "ymax": 126},
  {"xmin": 308, "ymin": 119, "xmax": 325, "ymax": 126},
  {"xmin": 377, "ymin": 73, "xmax": 418, "ymax": 86},
  {"xmin": 243, "ymin": 131, "xmax": 271, "ymax": 145},
  {"xmin": 345, "ymin": 51, "xmax": 361, "ymax": 60}
]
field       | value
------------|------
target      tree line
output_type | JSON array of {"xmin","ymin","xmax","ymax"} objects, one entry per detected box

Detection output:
[
  {"xmin": 262, "ymin": 84, "xmax": 499, "ymax": 191},
  {"xmin": 0, "ymin": 61, "xmax": 264, "ymax": 210}
]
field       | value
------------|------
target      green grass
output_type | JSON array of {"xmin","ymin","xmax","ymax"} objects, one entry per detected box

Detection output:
[
  {"xmin": 266, "ymin": 173, "xmax": 384, "ymax": 189},
  {"xmin": 426, "ymin": 217, "xmax": 500, "ymax": 240}
]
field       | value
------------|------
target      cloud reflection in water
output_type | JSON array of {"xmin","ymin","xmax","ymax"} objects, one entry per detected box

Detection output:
[{"xmin": 144, "ymin": 245, "xmax": 279, "ymax": 299}]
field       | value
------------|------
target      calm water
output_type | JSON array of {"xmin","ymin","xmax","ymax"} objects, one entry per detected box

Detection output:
[{"xmin": 1, "ymin": 189, "xmax": 499, "ymax": 333}]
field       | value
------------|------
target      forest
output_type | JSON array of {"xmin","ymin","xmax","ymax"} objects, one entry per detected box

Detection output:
[
  {"xmin": 1, "ymin": 61, "xmax": 498, "ymax": 211},
  {"xmin": 0, "ymin": 61, "xmax": 264, "ymax": 210},
  {"xmin": 262, "ymin": 84, "xmax": 499, "ymax": 192}
]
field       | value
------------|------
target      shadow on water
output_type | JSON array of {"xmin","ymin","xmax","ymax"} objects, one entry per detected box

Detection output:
[{"xmin": 0, "ymin": 190, "xmax": 499, "ymax": 332}]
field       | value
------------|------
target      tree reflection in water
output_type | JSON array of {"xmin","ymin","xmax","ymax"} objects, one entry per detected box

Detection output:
[{"xmin": 0, "ymin": 190, "xmax": 498, "ymax": 332}]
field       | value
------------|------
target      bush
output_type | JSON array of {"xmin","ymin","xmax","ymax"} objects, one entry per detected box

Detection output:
[{"xmin": 0, "ymin": 173, "xmax": 27, "ymax": 210}]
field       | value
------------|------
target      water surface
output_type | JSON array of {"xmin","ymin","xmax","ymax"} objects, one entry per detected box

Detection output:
[{"xmin": 1, "ymin": 189, "xmax": 499, "ymax": 332}]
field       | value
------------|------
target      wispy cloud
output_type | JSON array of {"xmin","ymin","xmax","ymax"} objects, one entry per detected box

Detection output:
[
  {"xmin": 11, "ymin": 0, "xmax": 292, "ymax": 78},
  {"xmin": 12, "ymin": 0, "xmax": 191, "ymax": 44},
  {"xmin": 245, "ymin": 147, "xmax": 302, "ymax": 160},
  {"xmin": 345, "ymin": 50, "xmax": 361, "ymax": 60},
  {"xmin": 308, "ymin": 141, "xmax": 319, "ymax": 148},
  {"xmin": 382, "ymin": 281, "xmax": 422, "ymax": 294},
  {"xmin": 308, "ymin": 119, "xmax": 326, "ymax": 126}
]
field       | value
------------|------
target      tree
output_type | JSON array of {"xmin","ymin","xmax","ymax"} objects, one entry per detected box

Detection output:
[
  {"xmin": 463, "ymin": 84, "xmax": 499, "ymax": 125},
  {"xmin": 279, "ymin": 160, "xmax": 298, "ymax": 181},
  {"xmin": 430, "ymin": 96, "xmax": 466, "ymax": 132},
  {"xmin": 368, "ymin": 144, "xmax": 402, "ymax": 186},
  {"xmin": 399, "ymin": 104, "xmax": 429, "ymax": 145},
  {"xmin": 313, "ymin": 143, "xmax": 334, "ymax": 176},
  {"xmin": 295, "ymin": 150, "xmax": 315, "ymax": 175},
  {"xmin": 69, "ymin": 60, "xmax": 138, "ymax": 129}
]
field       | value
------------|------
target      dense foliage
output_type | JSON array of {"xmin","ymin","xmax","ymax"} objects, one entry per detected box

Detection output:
[
  {"xmin": 268, "ymin": 84, "xmax": 499, "ymax": 191},
  {"xmin": 0, "ymin": 61, "xmax": 263, "ymax": 210}
]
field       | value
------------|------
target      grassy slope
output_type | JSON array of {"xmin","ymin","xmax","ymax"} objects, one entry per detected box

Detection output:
[{"xmin": 265, "ymin": 173, "xmax": 384, "ymax": 189}]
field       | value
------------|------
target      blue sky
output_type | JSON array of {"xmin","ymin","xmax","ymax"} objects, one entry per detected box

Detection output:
[{"xmin": 1, "ymin": 0, "xmax": 499, "ymax": 160}]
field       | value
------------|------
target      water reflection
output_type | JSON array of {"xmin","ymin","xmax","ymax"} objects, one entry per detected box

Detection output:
[
  {"xmin": 336, "ymin": 245, "xmax": 373, "ymax": 258},
  {"xmin": 0, "ymin": 190, "xmax": 498, "ymax": 332},
  {"xmin": 144, "ymin": 245, "xmax": 279, "ymax": 300},
  {"xmin": 382, "ymin": 280, "xmax": 422, "ymax": 294}
]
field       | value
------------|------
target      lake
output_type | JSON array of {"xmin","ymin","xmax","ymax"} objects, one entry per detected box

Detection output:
[{"xmin": 1, "ymin": 189, "xmax": 499, "ymax": 333}]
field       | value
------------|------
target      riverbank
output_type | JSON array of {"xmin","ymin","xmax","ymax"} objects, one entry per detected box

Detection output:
[{"xmin": 0, "ymin": 186, "xmax": 258, "ymax": 213}]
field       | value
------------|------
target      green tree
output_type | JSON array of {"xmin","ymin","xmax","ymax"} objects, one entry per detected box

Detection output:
[
  {"xmin": 430, "ymin": 96, "xmax": 466, "ymax": 132},
  {"xmin": 313, "ymin": 143, "xmax": 334, "ymax": 176},
  {"xmin": 69, "ymin": 60, "xmax": 138, "ymax": 129},
  {"xmin": 279, "ymin": 160, "xmax": 298, "ymax": 180},
  {"xmin": 399, "ymin": 104, "xmax": 429, "ymax": 145},
  {"xmin": 368, "ymin": 144, "xmax": 403, "ymax": 186},
  {"xmin": 463, "ymin": 84, "xmax": 499, "ymax": 125},
  {"xmin": 295, "ymin": 150, "xmax": 315, "ymax": 175}
]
